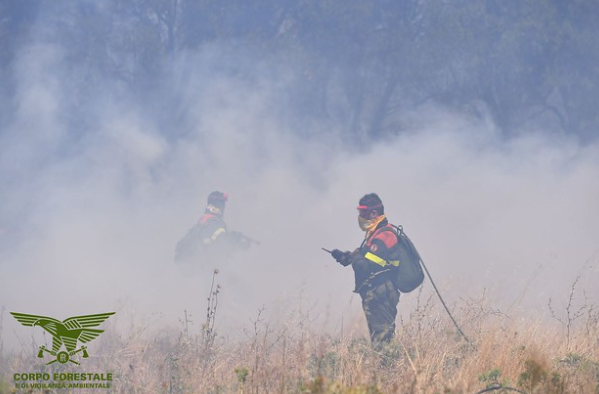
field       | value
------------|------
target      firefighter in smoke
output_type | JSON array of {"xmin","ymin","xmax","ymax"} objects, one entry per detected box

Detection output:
[
  {"xmin": 329, "ymin": 193, "xmax": 401, "ymax": 348},
  {"xmin": 174, "ymin": 191, "xmax": 255, "ymax": 271}
]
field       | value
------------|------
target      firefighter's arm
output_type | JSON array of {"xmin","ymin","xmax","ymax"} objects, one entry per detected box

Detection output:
[
  {"xmin": 202, "ymin": 226, "xmax": 226, "ymax": 245},
  {"xmin": 346, "ymin": 248, "xmax": 367, "ymax": 266},
  {"xmin": 226, "ymin": 231, "xmax": 258, "ymax": 250}
]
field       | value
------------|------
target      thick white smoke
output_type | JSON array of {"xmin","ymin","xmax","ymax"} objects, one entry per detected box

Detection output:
[{"xmin": 1, "ymin": 40, "xmax": 598, "ymax": 353}]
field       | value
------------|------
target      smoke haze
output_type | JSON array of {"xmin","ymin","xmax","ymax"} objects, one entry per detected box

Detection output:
[{"xmin": 1, "ymin": 26, "xmax": 599, "ymax": 352}]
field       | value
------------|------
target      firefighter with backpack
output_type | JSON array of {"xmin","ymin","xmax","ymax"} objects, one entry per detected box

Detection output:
[{"xmin": 328, "ymin": 193, "xmax": 424, "ymax": 348}]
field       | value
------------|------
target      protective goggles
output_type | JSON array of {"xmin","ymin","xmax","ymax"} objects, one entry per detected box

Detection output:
[{"xmin": 357, "ymin": 203, "xmax": 382, "ymax": 217}]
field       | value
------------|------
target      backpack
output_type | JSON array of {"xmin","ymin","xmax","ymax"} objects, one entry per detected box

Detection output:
[{"xmin": 385, "ymin": 224, "xmax": 425, "ymax": 293}]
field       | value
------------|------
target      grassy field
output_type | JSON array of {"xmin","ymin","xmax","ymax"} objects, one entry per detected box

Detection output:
[{"xmin": 2, "ymin": 283, "xmax": 598, "ymax": 394}]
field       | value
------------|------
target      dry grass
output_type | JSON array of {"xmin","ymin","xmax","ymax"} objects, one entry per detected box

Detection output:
[{"xmin": 2, "ymin": 289, "xmax": 599, "ymax": 394}]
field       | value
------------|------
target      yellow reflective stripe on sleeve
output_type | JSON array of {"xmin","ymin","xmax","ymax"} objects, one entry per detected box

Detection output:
[
  {"xmin": 203, "ymin": 227, "xmax": 226, "ymax": 244},
  {"xmin": 365, "ymin": 252, "xmax": 400, "ymax": 267},
  {"xmin": 211, "ymin": 228, "xmax": 226, "ymax": 240},
  {"xmin": 365, "ymin": 252, "xmax": 387, "ymax": 267}
]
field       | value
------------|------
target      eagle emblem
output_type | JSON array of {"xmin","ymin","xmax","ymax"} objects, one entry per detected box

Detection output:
[{"xmin": 11, "ymin": 312, "xmax": 115, "ymax": 365}]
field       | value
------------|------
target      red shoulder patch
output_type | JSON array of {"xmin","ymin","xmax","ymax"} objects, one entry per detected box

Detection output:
[
  {"xmin": 375, "ymin": 230, "xmax": 398, "ymax": 249},
  {"xmin": 199, "ymin": 214, "xmax": 214, "ymax": 224}
]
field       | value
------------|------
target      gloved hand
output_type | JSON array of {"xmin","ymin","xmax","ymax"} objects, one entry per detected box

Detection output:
[{"xmin": 331, "ymin": 249, "xmax": 351, "ymax": 266}]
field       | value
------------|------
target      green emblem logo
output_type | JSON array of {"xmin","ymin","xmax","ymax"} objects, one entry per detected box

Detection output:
[{"xmin": 10, "ymin": 312, "xmax": 115, "ymax": 365}]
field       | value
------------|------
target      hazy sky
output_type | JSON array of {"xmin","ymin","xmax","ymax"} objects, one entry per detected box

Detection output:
[{"xmin": 1, "ymin": 18, "xmax": 599, "ymax": 353}]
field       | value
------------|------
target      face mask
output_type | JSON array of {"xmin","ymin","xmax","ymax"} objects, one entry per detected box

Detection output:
[
  {"xmin": 358, "ymin": 215, "xmax": 372, "ymax": 232},
  {"xmin": 358, "ymin": 214, "xmax": 386, "ymax": 233},
  {"xmin": 206, "ymin": 204, "xmax": 224, "ymax": 216}
]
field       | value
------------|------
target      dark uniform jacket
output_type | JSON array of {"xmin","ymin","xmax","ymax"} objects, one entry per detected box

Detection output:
[
  {"xmin": 194, "ymin": 212, "xmax": 246, "ymax": 263},
  {"xmin": 175, "ymin": 213, "xmax": 237, "ymax": 267},
  {"xmin": 349, "ymin": 218, "xmax": 400, "ymax": 294},
  {"xmin": 198, "ymin": 213, "xmax": 228, "ymax": 247}
]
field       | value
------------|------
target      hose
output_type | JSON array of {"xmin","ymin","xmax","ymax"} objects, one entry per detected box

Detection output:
[
  {"xmin": 473, "ymin": 383, "xmax": 526, "ymax": 394},
  {"xmin": 401, "ymin": 225, "xmax": 473, "ymax": 346}
]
